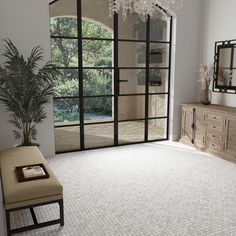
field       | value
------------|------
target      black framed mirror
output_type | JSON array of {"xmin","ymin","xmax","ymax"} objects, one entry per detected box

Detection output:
[{"xmin": 213, "ymin": 39, "xmax": 236, "ymax": 94}]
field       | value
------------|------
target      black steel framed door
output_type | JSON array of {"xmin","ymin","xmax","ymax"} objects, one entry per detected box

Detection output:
[{"xmin": 49, "ymin": 0, "xmax": 172, "ymax": 153}]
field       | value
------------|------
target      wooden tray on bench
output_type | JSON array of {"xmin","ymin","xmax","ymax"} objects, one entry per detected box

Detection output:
[{"xmin": 15, "ymin": 163, "xmax": 49, "ymax": 182}]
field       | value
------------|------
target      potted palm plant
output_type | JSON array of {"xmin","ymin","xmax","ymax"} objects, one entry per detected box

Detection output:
[{"xmin": 0, "ymin": 39, "xmax": 59, "ymax": 146}]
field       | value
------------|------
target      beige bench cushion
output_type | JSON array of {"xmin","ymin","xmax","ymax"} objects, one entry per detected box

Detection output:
[{"xmin": 0, "ymin": 147, "xmax": 63, "ymax": 209}]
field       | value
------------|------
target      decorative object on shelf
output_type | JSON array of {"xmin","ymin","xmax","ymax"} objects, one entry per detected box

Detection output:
[
  {"xmin": 0, "ymin": 39, "xmax": 60, "ymax": 146},
  {"xmin": 198, "ymin": 64, "xmax": 214, "ymax": 105},
  {"xmin": 109, "ymin": 0, "xmax": 182, "ymax": 19},
  {"xmin": 15, "ymin": 163, "xmax": 49, "ymax": 182},
  {"xmin": 213, "ymin": 39, "xmax": 236, "ymax": 94},
  {"xmin": 201, "ymin": 89, "xmax": 212, "ymax": 106}
]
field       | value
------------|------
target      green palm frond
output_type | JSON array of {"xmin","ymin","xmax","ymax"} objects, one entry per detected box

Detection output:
[
  {"xmin": 27, "ymin": 46, "xmax": 43, "ymax": 70},
  {"xmin": 9, "ymin": 114, "xmax": 22, "ymax": 129},
  {"xmin": 13, "ymin": 130, "xmax": 22, "ymax": 140},
  {"xmin": 2, "ymin": 39, "xmax": 20, "ymax": 60},
  {"xmin": 29, "ymin": 125, "xmax": 37, "ymax": 141},
  {"xmin": 0, "ymin": 39, "xmax": 59, "ymax": 146},
  {"xmin": 9, "ymin": 114, "xmax": 23, "ymax": 140}
]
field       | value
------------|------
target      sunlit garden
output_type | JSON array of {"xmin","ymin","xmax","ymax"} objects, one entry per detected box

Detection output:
[{"xmin": 50, "ymin": 17, "xmax": 113, "ymax": 123}]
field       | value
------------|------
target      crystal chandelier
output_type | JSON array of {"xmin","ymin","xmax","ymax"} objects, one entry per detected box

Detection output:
[{"xmin": 109, "ymin": 0, "xmax": 182, "ymax": 19}]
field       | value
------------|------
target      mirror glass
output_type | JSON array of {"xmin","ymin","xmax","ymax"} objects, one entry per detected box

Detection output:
[{"xmin": 217, "ymin": 46, "xmax": 236, "ymax": 87}]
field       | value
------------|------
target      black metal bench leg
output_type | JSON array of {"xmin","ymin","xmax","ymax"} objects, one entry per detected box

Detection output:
[
  {"xmin": 30, "ymin": 208, "xmax": 38, "ymax": 225},
  {"xmin": 4, "ymin": 199, "xmax": 64, "ymax": 235},
  {"xmin": 5, "ymin": 210, "xmax": 11, "ymax": 236},
  {"xmin": 59, "ymin": 199, "xmax": 64, "ymax": 226}
]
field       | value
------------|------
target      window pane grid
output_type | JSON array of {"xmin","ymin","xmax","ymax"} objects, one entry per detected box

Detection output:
[
  {"xmin": 50, "ymin": 0, "xmax": 172, "ymax": 152},
  {"xmin": 51, "ymin": 35, "xmax": 171, "ymax": 44}
]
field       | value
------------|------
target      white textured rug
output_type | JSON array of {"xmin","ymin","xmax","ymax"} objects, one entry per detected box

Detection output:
[{"xmin": 1, "ymin": 142, "xmax": 236, "ymax": 236}]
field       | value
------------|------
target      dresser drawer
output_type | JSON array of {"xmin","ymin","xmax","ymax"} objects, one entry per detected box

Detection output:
[
  {"xmin": 208, "ymin": 113, "xmax": 224, "ymax": 123},
  {"xmin": 206, "ymin": 139, "xmax": 222, "ymax": 151},
  {"xmin": 180, "ymin": 103, "xmax": 236, "ymax": 164},
  {"xmin": 206, "ymin": 131, "xmax": 223, "ymax": 141},
  {"xmin": 207, "ymin": 122, "xmax": 224, "ymax": 132}
]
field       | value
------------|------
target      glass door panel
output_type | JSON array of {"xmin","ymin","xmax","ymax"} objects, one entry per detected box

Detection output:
[
  {"xmin": 53, "ymin": 97, "xmax": 81, "ymax": 153},
  {"xmin": 53, "ymin": 99, "xmax": 80, "ymax": 126},
  {"xmin": 118, "ymin": 96, "xmax": 145, "ymax": 121},
  {"xmin": 119, "ymin": 13, "xmax": 146, "ymax": 41},
  {"xmin": 118, "ymin": 121, "xmax": 145, "ymax": 144},
  {"xmin": 82, "ymin": 40, "xmax": 113, "ymax": 67},
  {"xmin": 149, "ymin": 43, "xmax": 169, "ymax": 68},
  {"xmin": 49, "ymin": 0, "xmax": 77, "ymax": 37},
  {"xmin": 50, "ymin": 39, "xmax": 78, "ymax": 67},
  {"xmin": 148, "ymin": 118, "xmax": 167, "ymax": 140},
  {"xmin": 119, "ymin": 42, "xmax": 146, "ymax": 67},
  {"xmin": 83, "ymin": 97, "xmax": 113, "ymax": 123},
  {"xmin": 50, "ymin": 0, "xmax": 172, "ymax": 153},
  {"xmin": 148, "ymin": 69, "xmax": 169, "ymax": 94},
  {"xmin": 82, "ymin": 20, "xmax": 113, "ymax": 39},
  {"xmin": 53, "ymin": 69, "xmax": 79, "ymax": 97},
  {"xmin": 50, "ymin": 0, "xmax": 80, "ymax": 152},
  {"xmin": 54, "ymin": 126, "xmax": 81, "ymax": 153},
  {"xmin": 148, "ymin": 94, "xmax": 168, "ymax": 118},
  {"xmin": 84, "ymin": 123, "xmax": 114, "ymax": 149},
  {"xmin": 119, "ymin": 69, "xmax": 146, "ymax": 95},
  {"xmin": 83, "ymin": 69, "xmax": 113, "ymax": 96},
  {"xmin": 150, "ymin": 12, "xmax": 170, "ymax": 42},
  {"xmin": 81, "ymin": 0, "xmax": 114, "ymax": 149},
  {"xmin": 81, "ymin": 0, "xmax": 113, "ymax": 36}
]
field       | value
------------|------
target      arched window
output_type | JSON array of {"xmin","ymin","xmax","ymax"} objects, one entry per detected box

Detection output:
[{"xmin": 49, "ymin": 0, "xmax": 172, "ymax": 153}]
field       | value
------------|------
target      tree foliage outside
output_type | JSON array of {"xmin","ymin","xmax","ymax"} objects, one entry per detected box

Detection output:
[{"xmin": 50, "ymin": 17, "xmax": 113, "ymax": 123}]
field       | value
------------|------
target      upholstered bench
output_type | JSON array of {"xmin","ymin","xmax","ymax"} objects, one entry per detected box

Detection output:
[{"xmin": 0, "ymin": 147, "xmax": 64, "ymax": 236}]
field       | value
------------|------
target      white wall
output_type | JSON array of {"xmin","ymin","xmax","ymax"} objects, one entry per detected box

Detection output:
[
  {"xmin": 201, "ymin": 0, "xmax": 236, "ymax": 107},
  {"xmin": 170, "ymin": 0, "xmax": 203, "ymax": 140},
  {"xmin": 0, "ymin": 0, "xmax": 203, "ymax": 154},
  {"xmin": 0, "ymin": 0, "xmax": 55, "ymax": 157}
]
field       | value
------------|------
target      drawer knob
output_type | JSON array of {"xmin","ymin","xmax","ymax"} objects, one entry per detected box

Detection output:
[
  {"xmin": 212, "ymin": 144, "xmax": 215, "ymax": 147},
  {"xmin": 213, "ymin": 126, "xmax": 216, "ymax": 128},
  {"xmin": 212, "ymin": 135, "xmax": 216, "ymax": 138},
  {"xmin": 213, "ymin": 117, "xmax": 216, "ymax": 119}
]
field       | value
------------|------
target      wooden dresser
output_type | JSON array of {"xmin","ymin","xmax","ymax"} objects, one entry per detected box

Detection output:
[{"xmin": 180, "ymin": 103, "xmax": 236, "ymax": 163}]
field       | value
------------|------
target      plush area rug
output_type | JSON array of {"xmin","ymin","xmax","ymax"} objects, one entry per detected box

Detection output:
[{"xmin": 1, "ymin": 142, "xmax": 236, "ymax": 236}]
